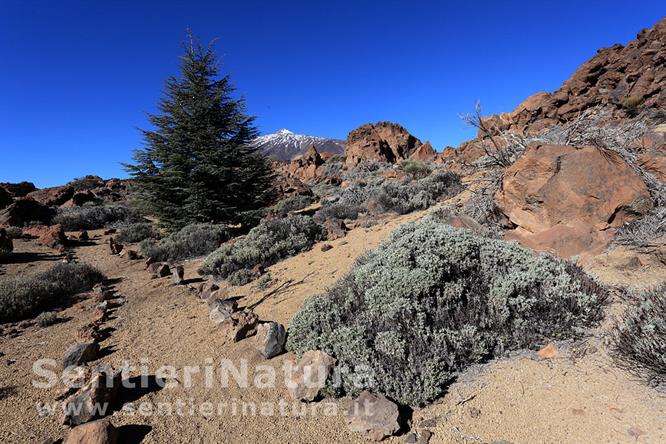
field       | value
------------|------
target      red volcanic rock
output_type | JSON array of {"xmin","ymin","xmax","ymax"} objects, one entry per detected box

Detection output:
[
  {"xmin": 27, "ymin": 185, "xmax": 74, "ymax": 206},
  {"xmin": 481, "ymin": 17, "xmax": 666, "ymax": 135},
  {"xmin": 0, "ymin": 198, "xmax": 53, "ymax": 227},
  {"xmin": 0, "ymin": 181, "xmax": 37, "ymax": 197},
  {"xmin": 409, "ymin": 140, "xmax": 437, "ymax": 162},
  {"xmin": 345, "ymin": 121, "xmax": 422, "ymax": 166},
  {"xmin": 23, "ymin": 224, "xmax": 68, "ymax": 249},
  {"xmin": 496, "ymin": 144, "xmax": 653, "ymax": 257}
]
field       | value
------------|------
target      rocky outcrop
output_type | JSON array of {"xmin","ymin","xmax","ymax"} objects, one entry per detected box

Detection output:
[
  {"xmin": 286, "ymin": 145, "xmax": 325, "ymax": 181},
  {"xmin": 0, "ymin": 181, "xmax": 37, "ymax": 197},
  {"xmin": 27, "ymin": 185, "xmax": 74, "ymax": 206},
  {"xmin": 345, "ymin": 122, "xmax": 422, "ymax": 166},
  {"xmin": 0, "ymin": 199, "xmax": 53, "ymax": 227},
  {"xmin": 482, "ymin": 17, "xmax": 666, "ymax": 135},
  {"xmin": 496, "ymin": 144, "xmax": 653, "ymax": 257},
  {"xmin": 409, "ymin": 141, "xmax": 437, "ymax": 162}
]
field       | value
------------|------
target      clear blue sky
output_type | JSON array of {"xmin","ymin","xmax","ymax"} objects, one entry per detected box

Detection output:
[{"xmin": 1, "ymin": 1, "xmax": 663, "ymax": 187}]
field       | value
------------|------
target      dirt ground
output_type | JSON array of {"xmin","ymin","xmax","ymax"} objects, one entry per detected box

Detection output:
[{"xmin": 1, "ymin": 208, "xmax": 665, "ymax": 443}]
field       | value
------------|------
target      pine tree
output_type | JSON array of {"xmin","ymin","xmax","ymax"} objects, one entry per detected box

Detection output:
[{"xmin": 125, "ymin": 33, "xmax": 274, "ymax": 230}]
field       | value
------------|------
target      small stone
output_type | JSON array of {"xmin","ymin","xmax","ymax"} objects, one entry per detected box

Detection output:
[
  {"xmin": 61, "ymin": 367, "xmax": 121, "ymax": 426},
  {"xmin": 126, "ymin": 249, "xmax": 139, "ymax": 260},
  {"xmin": 253, "ymin": 322, "xmax": 286, "ymax": 359},
  {"xmin": 144, "ymin": 256, "xmax": 156, "ymax": 269},
  {"xmin": 103, "ymin": 228, "xmax": 116, "ymax": 235},
  {"xmin": 537, "ymin": 342, "xmax": 559, "ymax": 359},
  {"xmin": 209, "ymin": 299, "xmax": 238, "ymax": 324},
  {"xmin": 288, "ymin": 350, "xmax": 336, "ymax": 402},
  {"xmin": 172, "ymin": 264, "xmax": 185, "ymax": 284},
  {"xmin": 418, "ymin": 430, "xmax": 433, "ymax": 444},
  {"xmin": 199, "ymin": 281, "xmax": 220, "ymax": 300},
  {"xmin": 345, "ymin": 391, "xmax": 401, "ymax": 441},
  {"xmin": 63, "ymin": 342, "xmax": 99, "ymax": 368},
  {"xmin": 320, "ymin": 244, "xmax": 333, "ymax": 252},
  {"xmin": 219, "ymin": 309, "xmax": 258, "ymax": 342},
  {"xmin": 78, "ymin": 230, "xmax": 89, "ymax": 241},
  {"xmin": 65, "ymin": 418, "xmax": 117, "ymax": 444},
  {"xmin": 404, "ymin": 432, "xmax": 417, "ymax": 443}
]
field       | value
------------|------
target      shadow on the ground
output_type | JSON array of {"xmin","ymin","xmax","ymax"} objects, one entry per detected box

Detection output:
[
  {"xmin": 117, "ymin": 424, "xmax": 152, "ymax": 443},
  {"xmin": 0, "ymin": 252, "xmax": 60, "ymax": 265},
  {"xmin": 116, "ymin": 376, "xmax": 166, "ymax": 405}
]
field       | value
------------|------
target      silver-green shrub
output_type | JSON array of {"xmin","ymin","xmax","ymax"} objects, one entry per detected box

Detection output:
[
  {"xmin": 287, "ymin": 218, "xmax": 607, "ymax": 406},
  {"xmin": 140, "ymin": 223, "xmax": 229, "ymax": 261},
  {"xmin": 0, "ymin": 263, "xmax": 103, "ymax": 322},
  {"xmin": 115, "ymin": 222, "xmax": 161, "ymax": 244},
  {"xmin": 270, "ymin": 195, "xmax": 315, "ymax": 217},
  {"xmin": 200, "ymin": 215, "xmax": 326, "ymax": 285},
  {"xmin": 612, "ymin": 283, "xmax": 666, "ymax": 386},
  {"xmin": 374, "ymin": 171, "xmax": 461, "ymax": 214},
  {"xmin": 53, "ymin": 204, "xmax": 144, "ymax": 230}
]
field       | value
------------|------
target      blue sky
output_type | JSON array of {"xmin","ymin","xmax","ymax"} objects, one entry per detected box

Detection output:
[{"xmin": 1, "ymin": 1, "xmax": 663, "ymax": 187}]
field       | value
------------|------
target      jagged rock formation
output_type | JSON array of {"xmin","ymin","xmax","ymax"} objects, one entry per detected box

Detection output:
[
  {"xmin": 483, "ymin": 17, "xmax": 666, "ymax": 135},
  {"xmin": 409, "ymin": 140, "xmax": 437, "ymax": 161},
  {"xmin": 344, "ymin": 121, "xmax": 422, "ymax": 166}
]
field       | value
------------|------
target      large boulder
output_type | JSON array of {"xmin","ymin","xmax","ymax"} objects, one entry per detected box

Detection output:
[
  {"xmin": 286, "ymin": 145, "xmax": 325, "ymax": 181},
  {"xmin": 27, "ymin": 185, "xmax": 74, "ymax": 206},
  {"xmin": 253, "ymin": 321, "xmax": 286, "ymax": 359},
  {"xmin": 61, "ymin": 190, "xmax": 99, "ymax": 208},
  {"xmin": 496, "ymin": 144, "xmax": 653, "ymax": 257},
  {"xmin": 23, "ymin": 224, "xmax": 67, "ymax": 249},
  {"xmin": 63, "ymin": 342, "xmax": 100, "ymax": 368},
  {"xmin": 0, "ymin": 198, "xmax": 53, "ymax": 227},
  {"xmin": 345, "ymin": 122, "xmax": 422, "ymax": 167}
]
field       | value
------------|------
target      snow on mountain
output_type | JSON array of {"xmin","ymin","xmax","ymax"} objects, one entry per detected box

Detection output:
[{"xmin": 252, "ymin": 129, "xmax": 344, "ymax": 161}]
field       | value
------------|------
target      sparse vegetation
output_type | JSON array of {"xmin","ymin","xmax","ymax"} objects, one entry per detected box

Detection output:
[
  {"xmin": 287, "ymin": 218, "xmax": 607, "ymax": 406},
  {"xmin": 316, "ymin": 170, "xmax": 461, "ymax": 221},
  {"xmin": 115, "ymin": 222, "xmax": 161, "ymax": 244},
  {"xmin": 53, "ymin": 204, "xmax": 144, "ymax": 231},
  {"xmin": 399, "ymin": 160, "xmax": 432, "ymax": 178},
  {"xmin": 0, "ymin": 263, "xmax": 103, "ymax": 322},
  {"xmin": 4, "ymin": 227, "xmax": 23, "ymax": 239},
  {"xmin": 374, "ymin": 171, "xmax": 461, "ymax": 214},
  {"xmin": 615, "ymin": 207, "xmax": 666, "ymax": 247},
  {"xmin": 140, "ymin": 223, "xmax": 229, "ymax": 261},
  {"xmin": 270, "ymin": 195, "xmax": 315, "ymax": 217},
  {"xmin": 622, "ymin": 95, "xmax": 644, "ymax": 111},
  {"xmin": 200, "ymin": 215, "xmax": 327, "ymax": 285},
  {"xmin": 612, "ymin": 283, "xmax": 666, "ymax": 387},
  {"xmin": 35, "ymin": 311, "xmax": 59, "ymax": 327}
]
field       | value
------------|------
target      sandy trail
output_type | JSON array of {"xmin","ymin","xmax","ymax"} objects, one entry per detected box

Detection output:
[{"xmin": 1, "ymin": 209, "xmax": 665, "ymax": 443}]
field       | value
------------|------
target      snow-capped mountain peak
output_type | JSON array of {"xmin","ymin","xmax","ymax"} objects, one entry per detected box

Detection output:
[{"xmin": 252, "ymin": 129, "xmax": 344, "ymax": 161}]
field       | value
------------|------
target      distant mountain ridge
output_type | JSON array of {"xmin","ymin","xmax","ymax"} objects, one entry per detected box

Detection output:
[{"xmin": 252, "ymin": 129, "xmax": 344, "ymax": 161}]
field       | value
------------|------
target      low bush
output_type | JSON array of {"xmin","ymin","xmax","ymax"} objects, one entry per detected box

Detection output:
[
  {"xmin": 115, "ymin": 222, "xmax": 161, "ymax": 244},
  {"xmin": 200, "ymin": 215, "xmax": 327, "ymax": 285},
  {"xmin": 0, "ymin": 263, "xmax": 103, "ymax": 322},
  {"xmin": 287, "ymin": 218, "xmax": 607, "ymax": 406},
  {"xmin": 615, "ymin": 207, "xmax": 666, "ymax": 247},
  {"xmin": 316, "ymin": 184, "xmax": 374, "ymax": 221},
  {"xmin": 270, "ymin": 195, "xmax": 315, "ymax": 217},
  {"xmin": 374, "ymin": 171, "xmax": 461, "ymax": 214},
  {"xmin": 399, "ymin": 160, "xmax": 432, "ymax": 178},
  {"xmin": 140, "ymin": 223, "xmax": 229, "ymax": 262},
  {"xmin": 5, "ymin": 227, "xmax": 23, "ymax": 239},
  {"xmin": 53, "ymin": 204, "xmax": 144, "ymax": 231},
  {"xmin": 612, "ymin": 284, "xmax": 666, "ymax": 387},
  {"xmin": 35, "ymin": 311, "xmax": 59, "ymax": 327}
]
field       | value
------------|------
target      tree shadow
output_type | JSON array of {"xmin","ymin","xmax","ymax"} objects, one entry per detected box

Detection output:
[{"xmin": 117, "ymin": 424, "xmax": 152, "ymax": 443}]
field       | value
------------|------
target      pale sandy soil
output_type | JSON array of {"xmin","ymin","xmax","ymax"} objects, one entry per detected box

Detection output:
[{"xmin": 1, "ymin": 206, "xmax": 665, "ymax": 443}]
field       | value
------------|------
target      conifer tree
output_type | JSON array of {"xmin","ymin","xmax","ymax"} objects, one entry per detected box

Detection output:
[{"xmin": 125, "ymin": 33, "xmax": 274, "ymax": 230}]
